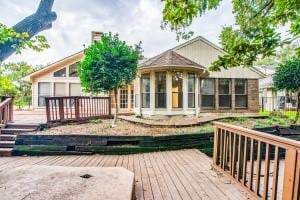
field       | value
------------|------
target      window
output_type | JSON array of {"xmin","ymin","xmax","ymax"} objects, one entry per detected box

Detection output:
[
  {"xmin": 38, "ymin": 82, "xmax": 50, "ymax": 107},
  {"xmin": 120, "ymin": 87, "xmax": 128, "ymax": 109},
  {"xmin": 188, "ymin": 73, "xmax": 195, "ymax": 108},
  {"xmin": 53, "ymin": 67, "xmax": 66, "ymax": 77},
  {"xmin": 219, "ymin": 79, "xmax": 231, "ymax": 108},
  {"xmin": 130, "ymin": 85, "xmax": 134, "ymax": 109},
  {"xmin": 200, "ymin": 79, "xmax": 215, "ymax": 108},
  {"xmin": 235, "ymin": 79, "xmax": 247, "ymax": 108},
  {"xmin": 155, "ymin": 72, "xmax": 166, "ymax": 108},
  {"xmin": 141, "ymin": 74, "xmax": 150, "ymax": 108},
  {"xmin": 69, "ymin": 63, "xmax": 79, "ymax": 77},
  {"xmin": 54, "ymin": 83, "xmax": 66, "ymax": 96},
  {"xmin": 69, "ymin": 83, "xmax": 81, "ymax": 96},
  {"xmin": 172, "ymin": 71, "xmax": 183, "ymax": 108}
]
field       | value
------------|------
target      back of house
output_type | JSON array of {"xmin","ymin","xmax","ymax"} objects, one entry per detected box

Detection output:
[{"xmin": 23, "ymin": 32, "xmax": 265, "ymax": 116}]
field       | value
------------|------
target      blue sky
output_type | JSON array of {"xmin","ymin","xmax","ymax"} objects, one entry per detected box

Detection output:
[{"xmin": 1, "ymin": 0, "xmax": 235, "ymax": 66}]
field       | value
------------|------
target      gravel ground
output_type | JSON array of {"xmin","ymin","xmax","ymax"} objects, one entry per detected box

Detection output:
[{"xmin": 36, "ymin": 115, "xmax": 294, "ymax": 136}]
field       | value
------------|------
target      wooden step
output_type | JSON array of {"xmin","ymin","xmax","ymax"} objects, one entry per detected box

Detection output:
[
  {"xmin": 5, "ymin": 123, "xmax": 40, "ymax": 130},
  {"xmin": 0, "ymin": 148, "xmax": 12, "ymax": 157},
  {"xmin": 0, "ymin": 134, "xmax": 16, "ymax": 141},
  {"xmin": 1, "ymin": 128, "xmax": 37, "ymax": 134},
  {"xmin": 0, "ymin": 141, "xmax": 15, "ymax": 148}
]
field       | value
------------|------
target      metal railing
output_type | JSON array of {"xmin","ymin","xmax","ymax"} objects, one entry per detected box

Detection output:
[
  {"xmin": 45, "ymin": 96, "xmax": 111, "ymax": 124},
  {"xmin": 213, "ymin": 122, "xmax": 300, "ymax": 200},
  {"xmin": 260, "ymin": 96, "xmax": 297, "ymax": 116}
]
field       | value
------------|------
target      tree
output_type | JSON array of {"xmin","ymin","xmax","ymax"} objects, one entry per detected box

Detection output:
[
  {"xmin": 0, "ymin": 0, "xmax": 56, "ymax": 61},
  {"xmin": 273, "ymin": 58, "xmax": 300, "ymax": 124},
  {"xmin": 162, "ymin": 0, "xmax": 299, "ymax": 71},
  {"xmin": 79, "ymin": 33, "xmax": 140, "ymax": 125},
  {"xmin": 0, "ymin": 62, "xmax": 37, "ymax": 109}
]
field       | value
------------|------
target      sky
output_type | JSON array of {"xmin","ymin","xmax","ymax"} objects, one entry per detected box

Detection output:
[{"xmin": 1, "ymin": 0, "xmax": 235, "ymax": 66}]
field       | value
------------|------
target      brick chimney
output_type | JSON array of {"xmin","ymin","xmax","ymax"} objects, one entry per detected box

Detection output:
[{"xmin": 91, "ymin": 31, "xmax": 103, "ymax": 43}]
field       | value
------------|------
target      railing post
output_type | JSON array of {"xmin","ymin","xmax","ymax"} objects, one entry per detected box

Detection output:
[
  {"xmin": 45, "ymin": 98, "xmax": 51, "ymax": 122},
  {"xmin": 74, "ymin": 97, "xmax": 80, "ymax": 120},
  {"xmin": 293, "ymin": 150, "xmax": 300, "ymax": 200},
  {"xmin": 213, "ymin": 125, "xmax": 219, "ymax": 165},
  {"xmin": 282, "ymin": 149, "xmax": 297, "ymax": 200},
  {"xmin": 108, "ymin": 97, "xmax": 112, "ymax": 116},
  {"xmin": 8, "ymin": 99, "xmax": 13, "ymax": 122},
  {"xmin": 58, "ymin": 97, "xmax": 64, "ymax": 122}
]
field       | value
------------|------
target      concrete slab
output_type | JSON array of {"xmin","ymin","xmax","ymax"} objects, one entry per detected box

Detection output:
[{"xmin": 0, "ymin": 165, "xmax": 135, "ymax": 200}]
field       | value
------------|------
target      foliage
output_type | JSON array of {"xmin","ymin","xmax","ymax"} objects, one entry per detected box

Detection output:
[
  {"xmin": 273, "ymin": 58, "xmax": 300, "ymax": 92},
  {"xmin": 0, "ymin": 62, "xmax": 36, "ymax": 108},
  {"xmin": 0, "ymin": 23, "xmax": 49, "ymax": 58},
  {"xmin": 79, "ymin": 33, "xmax": 140, "ymax": 124},
  {"xmin": 273, "ymin": 58, "xmax": 300, "ymax": 123},
  {"xmin": 161, "ymin": 0, "xmax": 300, "ymax": 71}
]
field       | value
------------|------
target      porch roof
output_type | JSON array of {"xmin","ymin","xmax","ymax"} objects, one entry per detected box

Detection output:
[{"xmin": 139, "ymin": 50, "xmax": 206, "ymax": 70}]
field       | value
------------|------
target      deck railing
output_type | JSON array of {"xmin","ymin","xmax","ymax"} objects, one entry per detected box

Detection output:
[
  {"xmin": 0, "ymin": 96, "xmax": 13, "ymax": 125},
  {"xmin": 45, "ymin": 96, "xmax": 111, "ymax": 124},
  {"xmin": 213, "ymin": 122, "xmax": 300, "ymax": 200}
]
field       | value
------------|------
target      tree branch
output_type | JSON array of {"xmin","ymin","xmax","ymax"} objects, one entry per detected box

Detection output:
[{"xmin": 0, "ymin": 0, "xmax": 56, "ymax": 61}]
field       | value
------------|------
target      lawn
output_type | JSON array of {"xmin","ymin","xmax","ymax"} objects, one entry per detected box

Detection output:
[{"xmin": 38, "ymin": 114, "xmax": 297, "ymax": 136}]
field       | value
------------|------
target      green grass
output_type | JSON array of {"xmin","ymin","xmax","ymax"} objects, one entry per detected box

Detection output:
[{"xmin": 259, "ymin": 110, "xmax": 297, "ymax": 119}]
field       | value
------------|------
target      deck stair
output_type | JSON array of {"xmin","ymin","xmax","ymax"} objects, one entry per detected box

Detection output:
[{"xmin": 0, "ymin": 123, "xmax": 41, "ymax": 157}]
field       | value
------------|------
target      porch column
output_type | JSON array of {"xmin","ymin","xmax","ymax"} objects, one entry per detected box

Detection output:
[
  {"xmin": 166, "ymin": 70, "xmax": 172, "ymax": 114},
  {"xmin": 136, "ymin": 76, "xmax": 142, "ymax": 115},
  {"xmin": 215, "ymin": 78, "xmax": 219, "ymax": 110},
  {"xmin": 150, "ymin": 71, "xmax": 155, "ymax": 115},
  {"xmin": 231, "ymin": 78, "xmax": 235, "ymax": 111},
  {"xmin": 183, "ymin": 72, "xmax": 188, "ymax": 114},
  {"xmin": 195, "ymin": 75, "xmax": 200, "ymax": 117}
]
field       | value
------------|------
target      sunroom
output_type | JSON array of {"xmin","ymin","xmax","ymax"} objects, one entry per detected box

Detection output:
[{"xmin": 133, "ymin": 50, "xmax": 208, "ymax": 116}]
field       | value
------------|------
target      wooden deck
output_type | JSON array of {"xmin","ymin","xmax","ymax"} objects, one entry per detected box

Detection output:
[{"xmin": 0, "ymin": 149, "xmax": 251, "ymax": 200}]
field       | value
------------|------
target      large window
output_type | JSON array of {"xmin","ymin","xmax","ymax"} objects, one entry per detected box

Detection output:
[
  {"xmin": 53, "ymin": 67, "xmax": 66, "ymax": 77},
  {"xmin": 188, "ymin": 73, "xmax": 195, "ymax": 108},
  {"xmin": 235, "ymin": 79, "xmax": 248, "ymax": 108},
  {"xmin": 219, "ymin": 79, "xmax": 231, "ymax": 108},
  {"xmin": 69, "ymin": 83, "xmax": 81, "ymax": 96},
  {"xmin": 141, "ymin": 74, "xmax": 150, "ymax": 108},
  {"xmin": 69, "ymin": 63, "xmax": 79, "ymax": 77},
  {"xmin": 172, "ymin": 71, "xmax": 183, "ymax": 108},
  {"xmin": 54, "ymin": 83, "xmax": 66, "ymax": 96},
  {"xmin": 120, "ymin": 87, "xmax": 128, "ymax": 109},
  {"xmin": 155, "ymin": 72, "xmax": 166, "ymax": 108},
  {"xmin": 200, "ymin": 79, "xmax": 215, "ymax": 108},
  {"xmin": 38, "ymin": 82, "xmax": 50, "ymax": 107}
]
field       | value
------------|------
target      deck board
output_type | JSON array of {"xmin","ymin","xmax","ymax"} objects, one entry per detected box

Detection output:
[{"xmin": 0, "ymin": 149, "xmax": 251, "ymax": 200}]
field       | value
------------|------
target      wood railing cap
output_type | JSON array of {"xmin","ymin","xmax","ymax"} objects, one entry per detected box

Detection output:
[
  {"xmin": 214, "ymin": 121, "xmax": 300, "ymax": 150},
  {"xmin": 0, "ymin": 97, "xmax": 12, "ymax": 110}
]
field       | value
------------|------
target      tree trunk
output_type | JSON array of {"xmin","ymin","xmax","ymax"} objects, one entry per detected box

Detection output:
[
  {"xmin": 0, "ymin": 0, "xmax": 57, "ymax": 61},
  {"xmin": 293, "ymin": 89, "xmax": 300, "ymax": 124},
  {"xmin": 112, "ymin": 89, "xmax": 118, "ymax": 126}
]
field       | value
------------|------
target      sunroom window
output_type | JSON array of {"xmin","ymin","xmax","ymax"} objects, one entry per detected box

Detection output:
[
  {"xmin": 53, "ymin": 67, "xmax": 66, "ymax": 77},
  {"xmin": 188, "ymin": 73, "xmax": 195, "ymax": 108},
  {"xmin": 141, "ymin": 74, "xmax": 150, "ymax": 108},
  {"xmin": 172, "ymin": 71, "xmax": 183, "ymax": 108},
  {"xmin": 219, "ymin": 79, "xmax": 231, "ymax": 108},
  {"xmin": 235, "ymin": 79, "xmax": 248, "ymax": 108},
  {"xmin": 38, "ymin": 82, "xmax": 50, "ymax": 107},
  {"xmin": 69, "ymin": 62, "xmax": 79, "ymax": 77},
  {"xmin": 200, "ymin": 79, "xmax": 215, "ymax": 108},
  {"xmin": 155, "ymin": 72, "xmax": 166, "ymax": 108}
]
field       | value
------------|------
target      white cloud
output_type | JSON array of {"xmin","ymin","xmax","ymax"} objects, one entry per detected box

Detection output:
[{"xmin": 1, "ymin": 0, "xmax": 235, "ymax": 66}]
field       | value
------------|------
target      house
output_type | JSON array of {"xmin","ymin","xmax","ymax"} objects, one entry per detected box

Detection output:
[
  {"xmin": 258, "ymin": 66, "xmax": 297, "ymax": 111},
  {"xmin": 23, "ymin": 32, "xmax": 265, "ymax": 115}
]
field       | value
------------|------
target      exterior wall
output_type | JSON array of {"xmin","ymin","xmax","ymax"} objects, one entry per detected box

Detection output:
[{"xmin": 247, "ymin": 79, "xmax": 259, "ymax": 112}]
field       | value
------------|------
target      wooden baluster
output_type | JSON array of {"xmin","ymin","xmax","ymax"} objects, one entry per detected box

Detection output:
[
  {"xmin": 8, "ymin": 100, "xmax": 13, "ymax": 122},
  {"xmin": 271, "ymin": 146, "xmax": 279, "ymax": 200},
  {"xmin": 45, "ymin": 98, "xmax": 51, "ymax": 122},
  {"xmin": 242, "ymin": 136, "xmax": 248, "ymax": 186},
  {"xmin": 220, "ymin": 129, "xmax": 224, "ymax": 168},
  {"xmin": 255, "ymin": 141, "xmax": 262, "ymax": 195},
  {"xmin": 262, "ymin": 143, "xmax": 270, "ymax": 200},
  {"xmin": 222, "ymin": 129, "xmax": 227, "ymax": 170},
  {"xmin": 58, "ymin": 97, "xmax": 64, "ymax": 122},
  {"xmin": 75, "ymin": 97, "xmax": 80, "ymax": 120},
  {"xmin": 232, "ymin": 133, "xmax": 237, "ymax": 177},
  {"xmin": 282, "ymin": 149, "xmax": 297, "ymax": 199},
  {"xmin": 237, "ymin": 134, "xmax": 242, "ymax": 181},
  {"xmin": 108, "ymin": 97, "xmax": 112, "ymax": 116},
  {"xmin": 229, "ymin": 132, "xmax": 232, "ymax": 172}
]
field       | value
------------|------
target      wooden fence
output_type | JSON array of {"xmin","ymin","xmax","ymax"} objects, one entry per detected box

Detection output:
[
  {"xmin": 0, "ymin": 96, "xmax": 13, "ymax": 125},
  {"xmin": 45, "ymin": 96, "xmax": 111, "ymax": 124},
  {"xmin": 213, "ymin": 122, "xmax": 300, "ymax": 200}
]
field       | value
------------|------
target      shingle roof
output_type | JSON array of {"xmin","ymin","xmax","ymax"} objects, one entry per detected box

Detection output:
[{"xmin": 139, "ymin": 50, "xmax": 206, "ymax": 69}]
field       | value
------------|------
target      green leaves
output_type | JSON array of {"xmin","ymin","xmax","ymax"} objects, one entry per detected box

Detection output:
[
  {"xmin": 79, "ymin": 33, "xmax": 140, "ymax": 94},
  {"xmin": 273, "ymin": 58, "xmax": 300, "ymax": 92},
  {"xmin": 0, "ymin": 23, "xmax": 50, "ymax": 55}
]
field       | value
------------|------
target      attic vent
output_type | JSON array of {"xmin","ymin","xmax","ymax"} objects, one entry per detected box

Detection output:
[{"xmin": 91, "ymin": 31, "xmax": 103, "ymax": 43}]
